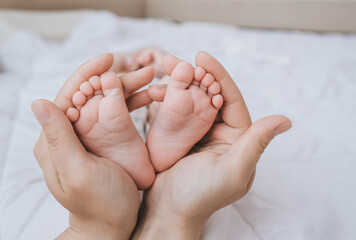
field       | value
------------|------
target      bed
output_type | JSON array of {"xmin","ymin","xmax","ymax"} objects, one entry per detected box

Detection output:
[{"xmin": 0, "ymin": 4, "xmax": 355, "ymax": 240}]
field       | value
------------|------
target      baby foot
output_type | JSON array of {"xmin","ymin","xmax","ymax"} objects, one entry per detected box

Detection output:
[
  {"xmin": 147, "ymin": 62, "xmax": 223, "ymax": 172},
  {"xmin": 66, "ymin": 71, "xmax": 155, "ymax": 189}
]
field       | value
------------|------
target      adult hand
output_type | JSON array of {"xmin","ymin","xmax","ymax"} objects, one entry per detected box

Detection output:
[
  {"xmin": 132, "ymin": 52, "xmax": 292, "ymax": 240},
  {"xmin": 32, "ymin": 54, "xmax": 158, "ymax": 240},
  {"xmin": 111, "ymin": 48, "xmax": 167, "ymax": 78}
]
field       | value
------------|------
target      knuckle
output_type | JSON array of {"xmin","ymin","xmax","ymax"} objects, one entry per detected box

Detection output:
[
  {"xmin": 64, "ymin": 161, "xmax": 96, "ymax": 195},
  {"xmin": 245, "ymin": 130, "xmax": 269, "ymax": 155},
  {"xmin": 66, "ymin": 172, "xmax": 91, "ymax": 193},
  {"xmin": 46, "ymin": 133, "xmax": 63, "ymax": 152},
  {"xmin": 257, "ymin": 137, "xmax": 268, "ymax": 155}
]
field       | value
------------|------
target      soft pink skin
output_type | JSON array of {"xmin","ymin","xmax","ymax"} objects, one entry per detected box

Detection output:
[
  {"xmin": 112, "ymin": 48, "xmax": 167, "ymax": 77},
  {"xmin": 66, "ymin": 71, "xmax": 155, "ymax": 190},
  {"xmin": 147, "ymin": 62, "xmax": 223, "ymax": 172},
  {"xmin": 135, "ymin": 48, "xmax": 166, "ymax": 77}
]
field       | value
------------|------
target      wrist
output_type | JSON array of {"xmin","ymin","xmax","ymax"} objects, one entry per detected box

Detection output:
[
  {"xmin": 56, "ymin": 225, "xmax": 131, "ymax": 240},
  {"xmin": 57, "ymin": 213, "xmax": 135, "ymax": 240},
  {"xmin": 56, "ymin": 226, "xmax": 125, "ymax": 240},
  {"xmin": 131, "ymin": 199, "xmax": 206, "ymax": 240}
]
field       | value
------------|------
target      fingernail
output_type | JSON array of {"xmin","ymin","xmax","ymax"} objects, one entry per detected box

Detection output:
[
  {"xmin": 274, "ymin": 122, "xmax": 292, "ymax": 136},
  {"xmin": 31, "ymin": 101, "xmax": 51, "ymax": 126}
]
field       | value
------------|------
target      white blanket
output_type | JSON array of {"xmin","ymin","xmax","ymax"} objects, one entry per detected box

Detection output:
[{"xmin": 0, "ymin": 11, "xmax": 355, "ymax": 240}]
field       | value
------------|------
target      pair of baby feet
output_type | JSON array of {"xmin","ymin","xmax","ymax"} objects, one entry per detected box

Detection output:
[{"xmin": 66, "ymin": 56, "xmax": 223, "ymax": 189}]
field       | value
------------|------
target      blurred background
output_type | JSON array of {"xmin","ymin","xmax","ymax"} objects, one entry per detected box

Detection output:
[
  {"xmin": 0, "ymin": 1, "xmax": 355, "ymax": 240},
  {"xmin": 0, "ymin": 0, "xmax": 355, "ymax": 44}
]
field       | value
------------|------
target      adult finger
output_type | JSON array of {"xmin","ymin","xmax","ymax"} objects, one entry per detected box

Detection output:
[
  {"xmin": 33, "ymin": 131, "xmax": 65, "ymax": 200},
  {"xmin": 120, "ymin": 67, "xmax": 155, "ymax": 98},
  {"xmin": 223, "ymin": 115, "xmax": 292, "ymax": 186},
  {"xmin": 147, "ymin": 84, "xmax": 167, "ymax": 102},
  {"xmin": 127, "ymin": 84, "xmax": 167, "ymax": 111},
  {"xmin": 127, "ymin": 90, "xmax": 153, "ymax": 112},
  {"xmin": 35, "ymin": 53, "xmax": 113, "ymax": 173},
  {"xmin": 195, "ymin": 51, "xmax": 252, "ymax": 129},
  {"xmin": 32, "ymin": 99, "xmax": 87, "ymax": 173}
]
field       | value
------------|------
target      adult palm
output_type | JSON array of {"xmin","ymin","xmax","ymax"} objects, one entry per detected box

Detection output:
[
  {"xmin": 142, "ymin": 52, "xmax": 292, "ymax": 228},
  {"xmin": 32, "ymin": 54, "xmax": 158, "ymax": 240}
]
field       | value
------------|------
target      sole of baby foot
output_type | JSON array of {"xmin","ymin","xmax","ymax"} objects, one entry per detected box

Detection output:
[
  {"xmin": 147, "ymin": 62, "xmax": 223, "ymax": 172},
  {"xmin": 66, "ymin": 71, "xmax": 155, "ymax": 189}
]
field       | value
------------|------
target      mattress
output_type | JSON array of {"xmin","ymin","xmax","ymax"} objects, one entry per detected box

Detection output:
[{"xmin": 0, "ymin": 10, "xmax": 355, "ymax": 240}]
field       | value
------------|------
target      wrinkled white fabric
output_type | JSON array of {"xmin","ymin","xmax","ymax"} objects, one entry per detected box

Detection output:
[{"xmin": 0, "ymin": 11, "xmax": 355, "ymax": 240}]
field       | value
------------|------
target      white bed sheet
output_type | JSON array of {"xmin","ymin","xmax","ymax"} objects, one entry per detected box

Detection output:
[{"xmin": 0, "ymin": 11, "xmax": 355, "ymax": 240}]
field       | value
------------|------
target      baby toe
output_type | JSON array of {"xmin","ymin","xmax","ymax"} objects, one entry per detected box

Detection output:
[
  {"xmin": 89, "ymin": 75, "xmax": 101, "ymax": 91},
  {"xmin": 66, "ymin": 107, "xmax": 80, "ymax": 122},
  {"xmin": 212, "ymin": 94, "xmax": 223, "ymax": 109},
  {"xmin": 73, "ymin": 91, "xmax": 87, "ymax": 107},
  {"xmin": 169, "ymin": 62, "xmax": 194, "ymax": 90},
  {"xmin": 208, "ymin": 81, "xmax": 221, "ymax": 96},
  {"xmin": 80, "ymin": 81, "xmax": 94, "ymax": 97},
  {"xmin": 100, "ymin": 71, "xmax": 123, "ymax": 97},
  {"xmin": 194, "ymin": 66, "xmax": 206, "ymax": 81},
  {"xmin": 200, "ymin": 73, "xmax": 215, "ymax": 90}
]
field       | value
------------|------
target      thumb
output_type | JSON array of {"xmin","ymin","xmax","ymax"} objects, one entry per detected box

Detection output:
[
  {"xmin": 225, "ymin": 115, "xmax": 292, "ymax": 184},
  {"xmin": 31, "ymin": 99, "xmax": 85, "ymax": 162}
]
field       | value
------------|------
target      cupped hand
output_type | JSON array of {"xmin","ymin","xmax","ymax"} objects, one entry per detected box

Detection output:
[
  {"xmin": 32, "ymin": 54, "xmax": 159, "ymax": 240},
  {"xmin": 133, "ymin": 52, "xmax": 292, "ymax": 239}
]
